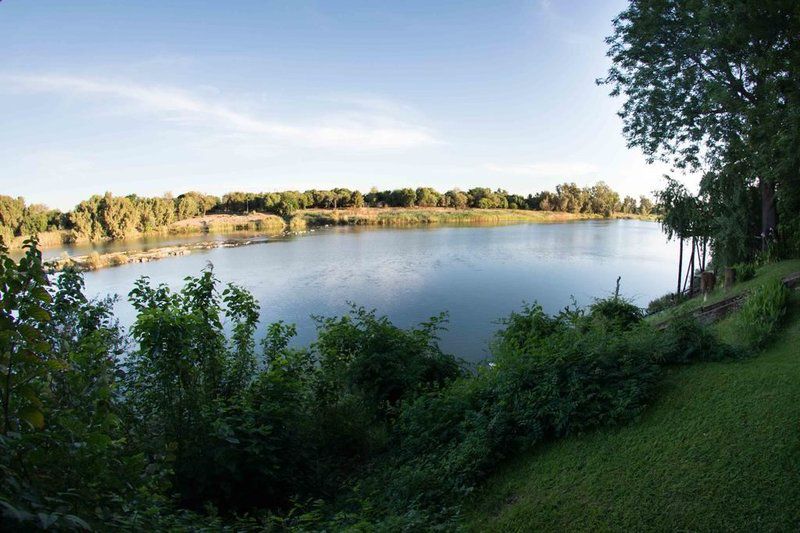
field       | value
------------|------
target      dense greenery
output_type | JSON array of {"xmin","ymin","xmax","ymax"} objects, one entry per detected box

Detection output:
[
  {"xmin": 735, "ymin": 279, "xmax": 791, "ymax": 348},
  {"xmin": 468, "ymin": 289, "xmax": 800, "ymax": 531},
  {"xmin": 0, "ymin": 196, "xmax": 65, "ymax": 244},
  {"xmin": 0, "ymin": 181, "xmax": 652, "ymax": 245},
  {"xmin": 602, "ymin": 0, "xmax": 800, "ymax": 266},
  {"xmin": 0, "ymin": 240, "xmax": 752, "ymax": 530},
  {"xmin": 4, "ymin": 1, "xmax": 798, "ymax": 528}
]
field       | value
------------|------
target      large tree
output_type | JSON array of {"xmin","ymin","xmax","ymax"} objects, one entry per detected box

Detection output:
[{"xmin": 601, "ymin": 0, "xmax": 800, "ymax": 263}]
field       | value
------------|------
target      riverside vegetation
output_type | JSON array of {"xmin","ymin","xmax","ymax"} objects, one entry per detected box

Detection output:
[
  {"xmin": 1, "ymin": 237, "xmax": 795, "ymax": 530},
  {"xmin": 4, "ymin": 0, "xmax": 800, "ymax": 529},
  {"xmin": 0, "ymin": 182, "xmax": 654, "ymax": 249},
  {"xmin": 467, "ymin": 262, "xmax": 800, "ymax": 531}
]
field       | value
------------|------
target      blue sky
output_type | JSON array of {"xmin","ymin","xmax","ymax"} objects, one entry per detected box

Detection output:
[{"xmin": 0, "ymin": 0, "xmax": 691, "ymax": 210}]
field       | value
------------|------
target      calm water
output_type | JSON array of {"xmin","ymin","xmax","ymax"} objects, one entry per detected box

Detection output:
[
  {"xmin": 33, "ymin": 231, "xmax": 282, "ymax": 261},
  {"xmin": 76, "ymin": 220, "xmax": 675, "ymax": 362}
]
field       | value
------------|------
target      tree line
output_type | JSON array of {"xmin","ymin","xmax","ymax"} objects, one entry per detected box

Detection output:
[{"xmin": 0, "ymin": 182, "xmax": 654, "ymax": 243}]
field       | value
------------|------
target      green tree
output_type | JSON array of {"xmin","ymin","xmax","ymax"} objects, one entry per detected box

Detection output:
[
  {"xmin": 391, "ymin": 188, "xmax": 417, "ymax": 207},
  {"xmin": 100, "ymin": 193, "xmax": 138, "ymax": 240},
  {"xmin": 0, "ymin": 195, "xmax": 26, "ymax": 239},
  {"xmin": 445, "ymin": 189, "xmax": 469, "ymax": 209},
  {"xmin": 621, "ymin": 196, "xmax": 637, "ymax": 214},
  {"xmin": 601, "ymin": 0, "xmax": 800, "ymax": 260},
  {"xmin": 415, "ymin": 187, "xmax": 441, "ymax": 207},
  {"xmin": 555, "ymin": 183, "xmax": 588, "ymax": 213},
  {"xmin": 638, "ymin": 195, "xmax": 654, "ymax": 215},
  {"xmin": 588, "ymin": 182, "xmax": 621, "ymax": 216}
]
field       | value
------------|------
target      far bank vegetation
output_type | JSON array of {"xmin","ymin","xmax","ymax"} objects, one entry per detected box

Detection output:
[{"xmin": 0, "ymin": 182, "xmax": 656, "ymax": 248}]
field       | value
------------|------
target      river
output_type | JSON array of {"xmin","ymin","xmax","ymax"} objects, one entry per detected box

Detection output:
[{"xmin": 72, "ymin": 219, "xmax": 676, "ymax": 362}]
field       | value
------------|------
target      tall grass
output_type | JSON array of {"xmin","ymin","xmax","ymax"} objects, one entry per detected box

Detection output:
[
  {"xmin": 168, "ymin": 217, "xmax": 286, "ymax": 234},
  {"xmin": 736, "ymin": 279, "xmax": 791, "ymax": 348},
  {"xmin": 295, "ymin": 208, "xmax": 604, "ymax": 228},
  {"xmin": 8, "ymin": 230, "xmax": 72, "ymax": 250}
]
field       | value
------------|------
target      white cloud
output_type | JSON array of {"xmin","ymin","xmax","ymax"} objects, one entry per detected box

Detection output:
[
  {"xmin": 3, "ymin": 74, "xmax": 440, "ymax": 150},
  {"xmin": 484, "ymin": 162, "xmax": 598, "ymax": 177}
]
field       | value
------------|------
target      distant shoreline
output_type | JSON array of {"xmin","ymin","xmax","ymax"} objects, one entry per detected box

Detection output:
[{"xmin": 30, "ymin": 208, "xmax": 658, "ymax": 272}]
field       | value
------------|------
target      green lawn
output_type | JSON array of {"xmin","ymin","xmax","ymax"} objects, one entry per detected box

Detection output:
[{"xmin": 467, "ymin": 291, "xmax": 800, "ymax": 531}]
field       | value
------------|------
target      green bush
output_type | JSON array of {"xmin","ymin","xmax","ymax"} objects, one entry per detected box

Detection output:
[
  {"xmin": 733, "ymin": 262, "xmax": 756, "ymax": 282},
  {"xmin": 589, "ymin": 296, "xmax": 644, "ymax": 330},
  {"xmin": 647, "ymin": 291, "xmax": 687, "ymax": 314},
  {"xmin": 352, "ymin": 298, "xmax": 663, "ymax": 525},
  {"xmin": 656, "ymin": 314, "xmax": 735, "ymax": 364},
  {"xmin": 0, "ymin": 244, "xmax": 744, "ymax": 530},
  {"xmin": 0, "ymin": 243, "xmax": 156, "ymax": 529},
  {"xmin": 736, "ymin": 280, "xmax": 791, "ymax": 348}
]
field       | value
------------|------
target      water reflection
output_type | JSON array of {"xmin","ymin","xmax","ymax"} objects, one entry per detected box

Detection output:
[{"xmin": 78, "ymin": 220, "xmax": 675, "ymax": 362}]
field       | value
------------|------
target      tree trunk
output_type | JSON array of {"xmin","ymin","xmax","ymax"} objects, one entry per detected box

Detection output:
[
  {"xmin": 677, "ymin": 237, "xmax": 684, "ymax": 296},
  {"xmin": 701, "ymin": 239, "xmax": 707, "ymax": 271},
  {"xmin": 760, "ymin": 178, "xmax": 778, "ymax": 250},
  {"xmin": 688, "ymin": 237, "xmax": 696, "ymax": 296}
]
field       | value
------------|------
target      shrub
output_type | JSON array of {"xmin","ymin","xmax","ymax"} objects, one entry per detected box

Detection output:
[
  {"xmin": 357, "ymin": 301, "xmax": 662, "ymax": 523},
  {"xmin": 646, "ymin": 291, "xmax": 687, "ymax": 314},
  {"xmin": 313, "ymin": 307, "xmax": 463, "ymax": 419},
  {"xmin": 733, "ymin": 262, "xmax": 756, "ymax": 282},
  {"xmin": 0, "ymin": 243, "xmax": 155, "ymax": 530},
  {"xmin": 0, "ymin": 242, "xmax": 754, "ymax": 530},
  {"xmin": 656, "ymin": 314, "xmax": 734, "ymax": 364},
  {"xmin": 86, "ymin": 251, "xmax": 103, "ymax": 270},
  {"xmin": 736, "ymin": 279, "xmax": 791, "ymax": 348},
  {"xmin": 589, "ymin": 296, "xmax": 643, "ymax": 330}
]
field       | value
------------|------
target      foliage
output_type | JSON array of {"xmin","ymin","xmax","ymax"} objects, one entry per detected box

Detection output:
[
  {"xmin": 0, "ymin": 243, "xmax": 749, "ymax": 530},
  {"xmin": 735, "ymin": 279, "xmax": 791, "ymax": 348},
  {"xmin": 0, "ymin": 196, "xmax": 64, "ymax": 244},
  {"xmin": 588, "ymin": 296, "xmax": 643, "ymax": 330},
  {"xmin": 0, "ymin": 241, "xmax": 155, "ymax": 529},
  {"xmin": 313, "ymin": 307, "xmax": 462, "ymax": 420},
  {"xmin": 344, "ymin": 297, "xmax": 664, "ymax": 527},
  {"xmin": 6, "ymin": 181, "xmax": 654, "ymax": 245},
  {"xmin": 646, "ymin": 291, "xmax": 687, "ymax": 315},
  {"xmin": 655, "ymin": 315, "xmax": 734, "ymax": 364},
  {"xmin": 655, "ymin": 177, "xmax": 702, "ymax": 241},
  {"xmin": 602, "ymin": 0, "xmax": 800, "ymax": 265},
  {"xmin": 467, "ymin": 303, "xmax": 800, "ymax": 532},
  {"xmin": 733, "ymin": 262, "xmax": 756, "ymax": 282}
]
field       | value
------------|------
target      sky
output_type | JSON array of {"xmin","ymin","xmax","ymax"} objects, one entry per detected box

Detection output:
[{"xmin": 0, "ymin": 0, "xmax": 694, "ymax": 210}]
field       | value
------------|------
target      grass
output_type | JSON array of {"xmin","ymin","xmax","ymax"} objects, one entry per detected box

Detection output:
[
  {"xmin": 167, "ymin": 213, "xmax": 286, "ymax": 234},
  {"xmin": 292, "ymin": 207, "xmax": 653, "ymax": 228},
  {"xmin": 466, "ymin": 284, "xmax": 800, "ymax": 531},
  {"xmin": 7, "ymin": 229, "xmax": 72, "ymax": 250},
  {"xmin": 650, "ymin": 258, "xmax": 800, "ymax": 323}
]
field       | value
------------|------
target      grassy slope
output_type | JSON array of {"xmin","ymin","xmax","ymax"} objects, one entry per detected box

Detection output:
[
  {"xmin": 467, "ymin": 267, "xmax": 800, "ymax": 532},
  {"xmin": 651, "ymin": 259, "xmax": 800, "ymax": 323}
]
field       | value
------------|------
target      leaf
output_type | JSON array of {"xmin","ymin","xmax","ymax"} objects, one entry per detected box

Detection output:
[
  {"xmin": 20, "ymin": 405, "xmax": 45, "ymax": 430},
  {"xmin": 31, "ymin": 287, "xmax": 52, "ymax": 304},
  {"xmin": 37, "ymin": 512, "xmax": 58, "ymax": 529},
  {"xmin": 18, "ymin": 384, "xmax": 42, "ymax": 408},
  {"xmin": 63, "ymin": 514, "xmax": 91, "ymax": 530},
  {"xmin": 0, "ymin": 499, "xmax": 30, "ymax": 522},
  {"xmin": 28, "ymin": 307, "xmax": 51, "ymax": 322}
]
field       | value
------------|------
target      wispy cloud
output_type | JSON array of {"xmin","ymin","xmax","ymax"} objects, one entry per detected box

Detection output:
[
  {"xmin": 3, "ymin": 74, "xmax": 440, "ymax": 150},
  {"xmin": 485, "ymin": 162, "xmax": 598, "ymax": 177}
]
